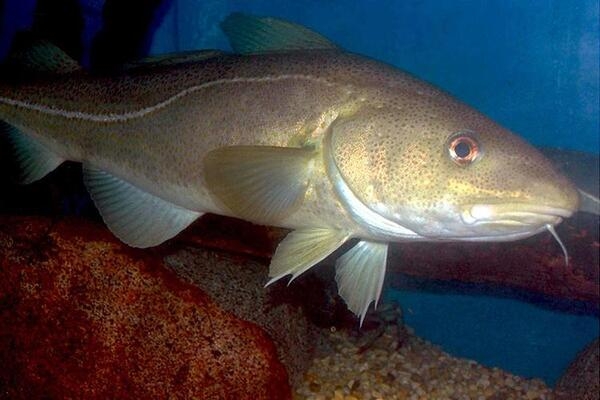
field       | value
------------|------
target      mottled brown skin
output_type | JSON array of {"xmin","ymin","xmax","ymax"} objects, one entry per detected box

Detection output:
[{"xmin": 0, "ymin": 48, "xmax": 578, "ymax": 241}]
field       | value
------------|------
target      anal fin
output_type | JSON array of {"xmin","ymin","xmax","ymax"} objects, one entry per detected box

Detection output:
[
  {"xmin": 335, "ymin": 240, "xmax": 389, "ymax": 326},
  {"xmin": 83, "ymin": 166, "xmax": 202, "ymax": 247},
  {"xmin": 1, "ymin": 121, "xmax": 64, "ymax": 184}
]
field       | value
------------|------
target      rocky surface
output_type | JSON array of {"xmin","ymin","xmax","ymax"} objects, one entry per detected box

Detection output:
[
  {"xmin": 295, "ymin": 326, "xmax": 555, "ymax": 400},
  {"xmin": 164, "ymin": 246, "xmax": 324, "ymax": 387},
  {"xmin": 0, "ymin": 215, "xmax": 291, "ymax": 400},
  {"xmin": 555, "ymin": 337, "xmax": 600, "ymax": 400}
]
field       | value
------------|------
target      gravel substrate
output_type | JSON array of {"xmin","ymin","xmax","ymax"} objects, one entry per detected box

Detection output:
[{"xmin": 294, "ymin": 326, "xmax": 555, "ymax": 400}]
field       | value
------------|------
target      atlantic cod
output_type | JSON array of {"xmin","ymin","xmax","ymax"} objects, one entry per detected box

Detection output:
[{"xmin": 0, "ymin": 14, "xmax": 581, "ymax": 323}]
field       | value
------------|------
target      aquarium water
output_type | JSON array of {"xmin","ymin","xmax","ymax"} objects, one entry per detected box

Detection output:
[{"xmin": 1, "ymin": 0, "xmax": 598, "ymax": 385}]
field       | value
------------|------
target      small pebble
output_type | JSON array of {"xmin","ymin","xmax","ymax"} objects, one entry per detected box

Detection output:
[{"xmin": 294, "ymin": 326, "xmax": 555, "ymax": 399}]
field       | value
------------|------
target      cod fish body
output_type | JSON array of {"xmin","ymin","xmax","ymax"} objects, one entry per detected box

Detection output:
[{"xmin": 0, "ymin": 14, "xmax": 580, "ymax": 323}]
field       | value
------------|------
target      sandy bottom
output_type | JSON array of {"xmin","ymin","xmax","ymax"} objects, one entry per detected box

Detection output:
[{"xmin": 294, "ymin": 326, "xmax": 555, "ymax": 400}]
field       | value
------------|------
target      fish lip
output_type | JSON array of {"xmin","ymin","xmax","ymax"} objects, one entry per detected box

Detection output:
[{"xmin": 461, "ymin": 203, "xmax": 574, "ymax": 226}]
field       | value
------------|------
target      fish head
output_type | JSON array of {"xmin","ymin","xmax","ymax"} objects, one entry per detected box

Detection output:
[{"xmin": 327, "ymin": 100, "xmax": 579, "ymax": 242}]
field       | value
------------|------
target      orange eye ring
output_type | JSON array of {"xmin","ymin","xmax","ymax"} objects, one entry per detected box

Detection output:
[{"xmin": 447, "ymin": 131, "xmax": 481, "ymax": 166}]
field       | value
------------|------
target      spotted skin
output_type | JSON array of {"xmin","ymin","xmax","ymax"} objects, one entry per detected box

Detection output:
[
  {"xmin": 0, "ymin": 50, "xmax": 577, "ymax": 236},
  {"xmin": 0, "ymin": 38, "xmax": 580, "ymax": 322}
]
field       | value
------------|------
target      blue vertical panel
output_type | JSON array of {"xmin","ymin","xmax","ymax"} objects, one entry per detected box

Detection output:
[{"xmin": 78, "ymin": 0, "xmax": 106, "ymax": 66}]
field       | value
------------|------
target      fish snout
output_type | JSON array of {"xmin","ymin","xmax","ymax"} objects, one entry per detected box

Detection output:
[
  {"xmin": 463, "ymin": 170, "xmax": 580, "ymax": 228},
  {"xmin": 533, "ymin": 174, "xmax": 581, "ymax": 216}
]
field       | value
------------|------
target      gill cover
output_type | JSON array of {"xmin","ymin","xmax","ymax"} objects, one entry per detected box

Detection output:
[{"xmin": 326, "ymin": 108, "xmax": 420, "ymax": 239}]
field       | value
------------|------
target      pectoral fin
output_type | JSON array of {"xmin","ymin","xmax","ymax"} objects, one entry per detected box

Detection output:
[
  {"xmin": 83, "ymin": 167, "xmax": 202, "ymax": 248},
  {"xmin": 266, "ymin": 228, "xmax": 349, "ymax": 285},
  {"xmin": 1, "ymin": 121, "xmax": 64, "ymax": 184},
  {"xmin": 335, "ymin": 240, "xmax": 389, "ymax": 325},
  {"xmin": 204, "ymin": 145, "xmax": 315, "ymax": 224}
]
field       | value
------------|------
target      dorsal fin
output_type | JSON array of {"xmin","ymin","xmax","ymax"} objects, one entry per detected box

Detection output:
[
  {"xmin": 124, "ymin": 50, "xmax": 226, "ymax": 69},
  {"xmin": 220, "ymin": 13, "xmax": 338, "ymax": 54},
  {"xmin": 4, "ymin": 38, "xmax": 80, "ymax": 76}
]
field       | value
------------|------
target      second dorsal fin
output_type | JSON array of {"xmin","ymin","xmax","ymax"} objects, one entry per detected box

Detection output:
[
  {"xmin": 124, "ymin": 50, "xmax": 227, "ymax": 69},
  {"xmin": 220, "ymin": 13, "xmax": 338, "ymax": 55}
]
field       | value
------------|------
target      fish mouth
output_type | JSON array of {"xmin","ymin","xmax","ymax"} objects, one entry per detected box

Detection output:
[
  {"xmin": 459, "ymin": 203, "xmax": 573, "ymax": 263},
  {"xmin": 461, "ymin": 203, "xmax": 573, "ymax": 227}
]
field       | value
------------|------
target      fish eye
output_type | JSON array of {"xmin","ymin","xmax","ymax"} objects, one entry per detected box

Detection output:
[{"xmin": 447, "ymin": 131, "xmax": 481, "ymax": 166}]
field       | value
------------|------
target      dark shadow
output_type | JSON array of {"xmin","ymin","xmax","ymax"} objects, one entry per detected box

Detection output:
[
  {"xmin": 0, "ymin": 0, "xmax": 172, "ymax": 217},
  {"xmin": 90, "ymin": 0, "xmax": 172, "ymax": 72},
  {"xmin": 0, "ymin": 0, "xmax": 5, "ymax": 31},
  {"xmin": 1, "ymin": 0, "xmax": 172, "ymax": 68},
  {"xmin": 31, "ymin": 0, "xmax": 84, "ymax": 61}
]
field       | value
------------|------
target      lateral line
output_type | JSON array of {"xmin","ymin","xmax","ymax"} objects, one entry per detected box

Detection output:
[{"xmin": 0, "ymin": 74, "xmax": 336, "ymax": 123}]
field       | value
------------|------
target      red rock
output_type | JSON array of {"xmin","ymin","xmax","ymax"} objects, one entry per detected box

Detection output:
[
  {"xmin": 177, "ymin": 213, "xmax": 281, "ymax": 260},
  {"xmin": 163, "ymin": 246, "xmax": 322, "ymax": 387},
  {"xmin": 387, "ymin": 213, "xmax": 599, "ymax": 308},
  {"xmin": 0, "ymin": 215, "xmax": 291, "ymax": 400},
  {"xmin": 555, "ymin": 337, "xmax": 600, "ymax": 400}
]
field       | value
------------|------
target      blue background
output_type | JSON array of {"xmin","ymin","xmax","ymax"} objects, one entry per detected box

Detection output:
[
  {"xmin": 1, "ymin": 0, "xmax": 598, "ymax": 152},
  {"xmin": 1, "ymin": 0, "xmax": 599, "ymax": 386},
  {"xmin": 386, "ymin": 289, "xmax": 598, "ymax": 384},
  {"xmin": 149, "ymin": 0, "xmax": 599, "ymax": 154}
]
